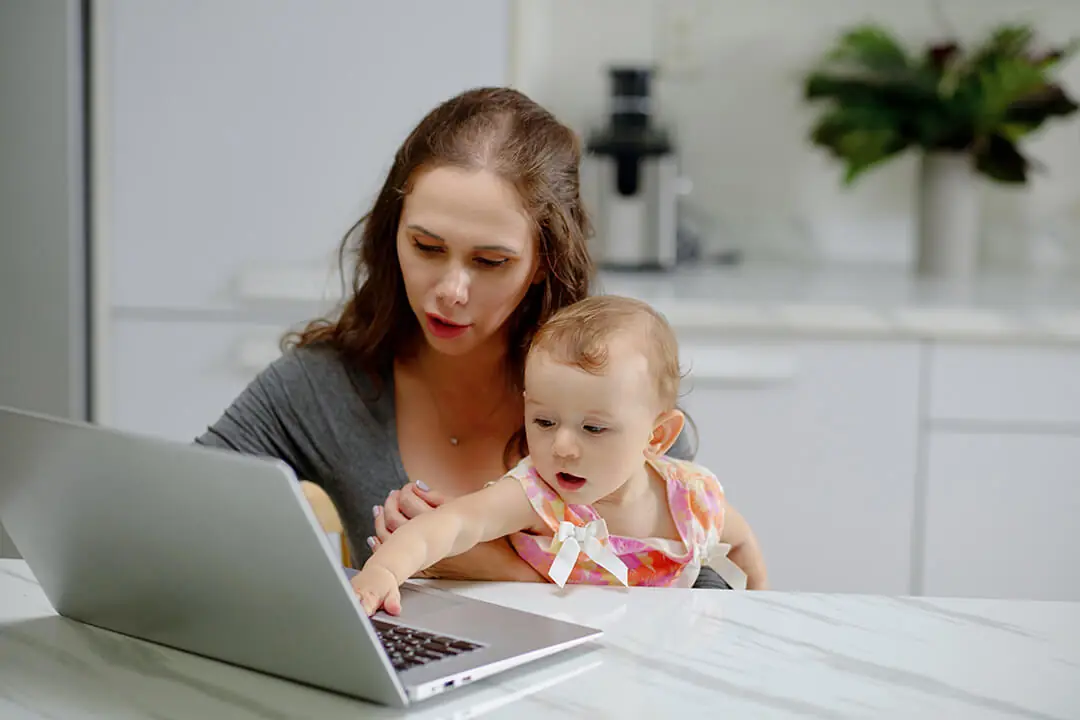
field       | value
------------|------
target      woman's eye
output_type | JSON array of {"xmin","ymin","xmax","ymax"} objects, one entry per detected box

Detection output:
[
  {"xmin": 583, "ymin": 425, "xmax": 607, "ymax": 435},
  {"xmin": 475, "ymin": 257, "xmax": 509, "ymax": 268},
  {"xmin": 414, "ymin": 240, "xmax": 443, "ymax": 254},
  {"xmin": 533, "ymin": 418, "xmax": 554, "ymax": 429}
]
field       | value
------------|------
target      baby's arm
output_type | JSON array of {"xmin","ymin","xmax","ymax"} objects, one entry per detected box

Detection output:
[
  {"xmin": 351, "ymin": 476, "xmax": 537, "ymax": 615},
  {"xmin": 719, "ymin": 499, "xmax": 769, "ymax": 590}
]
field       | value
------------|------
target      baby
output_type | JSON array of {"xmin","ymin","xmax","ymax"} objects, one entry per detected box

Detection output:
[{"xmin": 351, "ymin": 295, "xmax": 768, "ymax": 615}]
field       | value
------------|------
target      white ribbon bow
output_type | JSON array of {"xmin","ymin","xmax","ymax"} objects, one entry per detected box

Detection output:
[{"xmin": 547, "ymin": 519, "xmax": 629, "ymax": 588}]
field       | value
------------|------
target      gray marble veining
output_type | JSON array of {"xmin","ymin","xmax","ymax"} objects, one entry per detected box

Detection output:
[{"xmin": 1, "ymin": 560, "xmax": 1078, "ymax": 719}]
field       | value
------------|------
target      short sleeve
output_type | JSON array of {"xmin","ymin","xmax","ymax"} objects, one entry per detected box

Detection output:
[{"xmin": 194, "ymin": 350, "xmax": 320, "ymax": 481}]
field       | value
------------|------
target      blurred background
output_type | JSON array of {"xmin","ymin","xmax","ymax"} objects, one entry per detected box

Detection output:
[{"xmin": 2, "ymin": 0, "xmax": 1078, "ymax": 602}]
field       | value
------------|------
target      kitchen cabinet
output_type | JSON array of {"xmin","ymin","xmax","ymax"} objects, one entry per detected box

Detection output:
[
  {"xmin": 97, "ymin": 0, "xmax": 511, "ymax": 314},
  {"xmin": 923, "ymin": 432, "xmax": 1080, "ymax": 601},
  {"xmin": 678, "ymin": 337, "xmax": 921, "ymax": 595},
  {"xmin": 108, "ymin": 318, "xmax": 287, "ymax": 443},
  {"xmin": 929, "ymin": 345, "xmax": 1080, "ymax": 427},
  {"xmin": 919, "ymin": 342, "xmax": 1080, "ymax": 601},
  {"xmin": 94, "ymin": 0, "xmax": 512, "ymax": 428}
]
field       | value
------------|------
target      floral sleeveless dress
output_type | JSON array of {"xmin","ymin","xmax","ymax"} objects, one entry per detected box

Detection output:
[{"xmin": 504, "ymin": 455, "xmax": 727, "ymax": 588}]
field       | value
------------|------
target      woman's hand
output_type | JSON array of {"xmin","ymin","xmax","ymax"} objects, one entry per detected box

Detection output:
[
  {"xmin": 370, "ymin": 481, "xmax": 444, "ymax": 548},
  {"xmin": 370, "ymin": 481, "xmax": 546, "ymax": 583}
]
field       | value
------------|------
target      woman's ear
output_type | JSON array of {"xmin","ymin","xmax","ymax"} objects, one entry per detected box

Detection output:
[
  {"xmin": 531, "ymin": 262, "xmax": 546, "ymax": 285},
  {"xmin": 530, "ymin": 245, "xmax": 547, "ymax": 285},
  {"xmin": 646, "ymin": 409, "xmax": 685, "ymax": 458}
]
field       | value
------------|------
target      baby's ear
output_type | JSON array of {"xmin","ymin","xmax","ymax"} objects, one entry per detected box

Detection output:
[{"xmin": 647, "ymin": 409, "xmax": 685, "ymax": 458}]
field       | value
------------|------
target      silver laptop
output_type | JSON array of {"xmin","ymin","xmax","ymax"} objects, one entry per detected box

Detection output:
[{"xmin": 0, "ymin": 406, "xmax": 601, "ymax": 707}]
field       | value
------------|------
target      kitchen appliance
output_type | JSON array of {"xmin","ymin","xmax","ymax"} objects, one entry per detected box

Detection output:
[{"xmin": 582, "ymin": 66, "xmax": 683, "ymax": 271}]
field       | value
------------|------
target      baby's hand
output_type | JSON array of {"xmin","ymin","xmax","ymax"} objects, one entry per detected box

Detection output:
[{"xmin": 350, "ymin": 564, "xmax": 402, "ymax": 616}]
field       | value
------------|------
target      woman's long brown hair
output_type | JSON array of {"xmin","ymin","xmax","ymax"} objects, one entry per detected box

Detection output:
[{"xmin": 286, "ymin": 87, "xmax": 595, "ymax": 466}]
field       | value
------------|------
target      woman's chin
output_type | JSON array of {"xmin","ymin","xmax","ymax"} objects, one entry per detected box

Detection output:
[{"xmin": 422, "ymin": 330, "xmax": 481, "ymax": 357}]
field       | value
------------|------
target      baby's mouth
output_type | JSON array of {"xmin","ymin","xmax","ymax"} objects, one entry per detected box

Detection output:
[{"xmin": 555, "ymin": 472, "xmax": 587, "ymax": 491}]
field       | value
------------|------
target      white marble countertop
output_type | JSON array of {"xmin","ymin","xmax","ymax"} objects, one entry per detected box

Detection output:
[
  {"xmin": 2, "ymin": 560, "xmax": 1078, "ymax": 719},
  {"xmin": 229, "ymin": 264, "xmax": 1080, "ymax": 344}
]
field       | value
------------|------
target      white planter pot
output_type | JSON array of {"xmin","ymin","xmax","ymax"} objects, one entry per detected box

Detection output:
[{"xmin": 916, "ymin": 152, "xmax": 980, "ymax": 279}]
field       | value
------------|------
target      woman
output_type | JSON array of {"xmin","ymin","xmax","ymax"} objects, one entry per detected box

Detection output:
[{"xmin": 196, "ymin": 87, "xmax": 729, "ymax": 589}]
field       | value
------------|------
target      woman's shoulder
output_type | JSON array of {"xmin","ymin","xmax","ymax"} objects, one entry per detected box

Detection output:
[
  {"xmin": 264, "ymin": 343, "xmax": 387, "ymax": 402},
  {"xmin": 195, "ymin": 342, "xmax": 393, "ymax": 456}
]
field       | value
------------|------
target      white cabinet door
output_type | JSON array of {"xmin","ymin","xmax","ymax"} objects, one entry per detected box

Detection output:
[
  {"xmin": 108, "ymin": 317, "xmax": 287, "ymax": 443},
  {"xmin": 929, "ymin": 345, "xmax": 1080, "ymax": 426},
  {"xmin": 98, "ymin": 0, "xmax": 510, "ymax": 312},
  {"xmin": 923, "ymin": 432, "xmax": 1080, "ymax": 601},
  {"xmin": 679, "ymin": 339, "xmax": 921, "ymax": 595}
]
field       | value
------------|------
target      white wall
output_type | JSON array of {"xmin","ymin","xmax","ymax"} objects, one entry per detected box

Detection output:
[{"xmin": 513, "ymin": 0, "xmax": 1080, "ymax": 271}]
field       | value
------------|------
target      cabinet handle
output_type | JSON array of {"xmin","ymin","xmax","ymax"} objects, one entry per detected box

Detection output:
[{"xmin": 682, "ymin": 348, "xmax": 798, "ymax": 387}]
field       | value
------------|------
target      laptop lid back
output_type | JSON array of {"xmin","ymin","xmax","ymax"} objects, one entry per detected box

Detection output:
[{"xmin": 0, "ymin": 407, "xmax": 407, "ymax": 706}]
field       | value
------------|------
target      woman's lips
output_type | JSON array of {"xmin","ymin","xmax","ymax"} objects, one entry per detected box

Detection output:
[
  {"xmin": 555, "ymin": 472, "xmax": 587, "ymax": 491},
  {"xmin": 426, "ymin": 313, "xmax": 470, "ymax": 339}
]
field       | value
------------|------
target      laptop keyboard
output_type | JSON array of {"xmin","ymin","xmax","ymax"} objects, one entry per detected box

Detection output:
[{"xmin": 371, "ymin": 619, "xmax": 483, "ymax": 672}]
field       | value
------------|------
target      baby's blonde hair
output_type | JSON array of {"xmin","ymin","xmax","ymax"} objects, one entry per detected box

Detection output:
[{"xmin": 529, "ymin": 295, "xmax": 681, "ymax": 411}]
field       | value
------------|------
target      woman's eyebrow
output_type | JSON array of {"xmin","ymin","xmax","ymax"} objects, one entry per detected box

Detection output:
[
  {"xmin": 407, "ymin": 224, "xmax": 520, "ymax": 256},
  {"xmin": 475, "ymin": 244, "xmax": 520, "ymax": 256},
  {"xmin": 406, "ymin": 224, "xmax": 445, "ymax": 241}
]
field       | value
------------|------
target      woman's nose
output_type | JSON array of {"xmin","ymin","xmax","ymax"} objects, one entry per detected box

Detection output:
[{"xmin": 435, "ymin": 266, "xmax": 470, "ymax": 306}]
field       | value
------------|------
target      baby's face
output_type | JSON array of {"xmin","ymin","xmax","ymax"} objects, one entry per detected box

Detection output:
[{"xmin": 523, "ymin": 340, "xmax": 660, "ymax": 505}]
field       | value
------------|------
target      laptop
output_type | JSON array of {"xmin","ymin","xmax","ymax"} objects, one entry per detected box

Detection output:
[{"xmin": 0, "ymin": 406, "xmax": 602, "ymax": 707}]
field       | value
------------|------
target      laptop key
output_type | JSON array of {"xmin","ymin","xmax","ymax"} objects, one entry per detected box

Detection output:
[
  {"xmin": 371, "ymin": 619, "xmax": 484, "ymax": 671},
  {"xmin": 423, "ymin": 641, "xmax": 459, "ymax": 655}
]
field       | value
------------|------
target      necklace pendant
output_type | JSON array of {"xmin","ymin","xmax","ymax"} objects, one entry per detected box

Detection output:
[{"xmin": 449, "ymin": 437, "xmax": 459, "ymax": 446}]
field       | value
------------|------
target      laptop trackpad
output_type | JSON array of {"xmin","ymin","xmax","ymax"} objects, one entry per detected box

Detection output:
[{"xmin": 378, "ymin": 583, "xmax": 467, "ymax": 623}]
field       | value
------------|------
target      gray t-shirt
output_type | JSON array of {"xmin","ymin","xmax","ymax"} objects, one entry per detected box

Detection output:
[{"xmin": 195, "ymin": 344, "xmax": 729, "ymax": 589}]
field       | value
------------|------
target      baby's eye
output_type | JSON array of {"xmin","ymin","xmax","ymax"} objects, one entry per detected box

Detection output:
[
  {"xmin": 533, "ymin": 418, "xmax": 555, "ymax": 429},
  {"xmin": 583, "ymin": 425, "xmax": 607, "ymax": 435}
]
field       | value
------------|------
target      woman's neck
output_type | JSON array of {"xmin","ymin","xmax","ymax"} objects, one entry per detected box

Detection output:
[{"xmin": 410, "ymin": 338, "xmax": 516, "ymax": 409}]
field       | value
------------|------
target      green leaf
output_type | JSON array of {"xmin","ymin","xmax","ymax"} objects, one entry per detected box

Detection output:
[
  {"xmin": 803, "ymin": 21, "xmax": 1079, "ymax": 185},
  {"xmin": 804, "ymin": 70, "xmax": 937, "ymax": 106},
  {"xmin": 809, "ymin": 105, "xmax": 911, "ymax": 184},
  {"xmin": 974, "ymin": 58, "xmax": 1051, "ymax": 132},
  {"xmin": 823, "ymin": 25, "xmax": 912, "ymax": 72}
]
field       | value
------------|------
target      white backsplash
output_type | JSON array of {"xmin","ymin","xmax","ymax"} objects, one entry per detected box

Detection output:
[{"xmin": 513, "ymin": 0, "xmax": 1080, "ymax": 272}]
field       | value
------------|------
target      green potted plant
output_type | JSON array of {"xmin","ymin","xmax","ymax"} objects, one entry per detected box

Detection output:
[{"xmin": 803, "ymin": 23, "xmax": 1078, "ymax": 278}]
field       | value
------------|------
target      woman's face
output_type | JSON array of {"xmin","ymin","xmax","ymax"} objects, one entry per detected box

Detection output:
[{"xmin": 397, "ymin": 166, "xmax": 541, "ymax": 358}]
